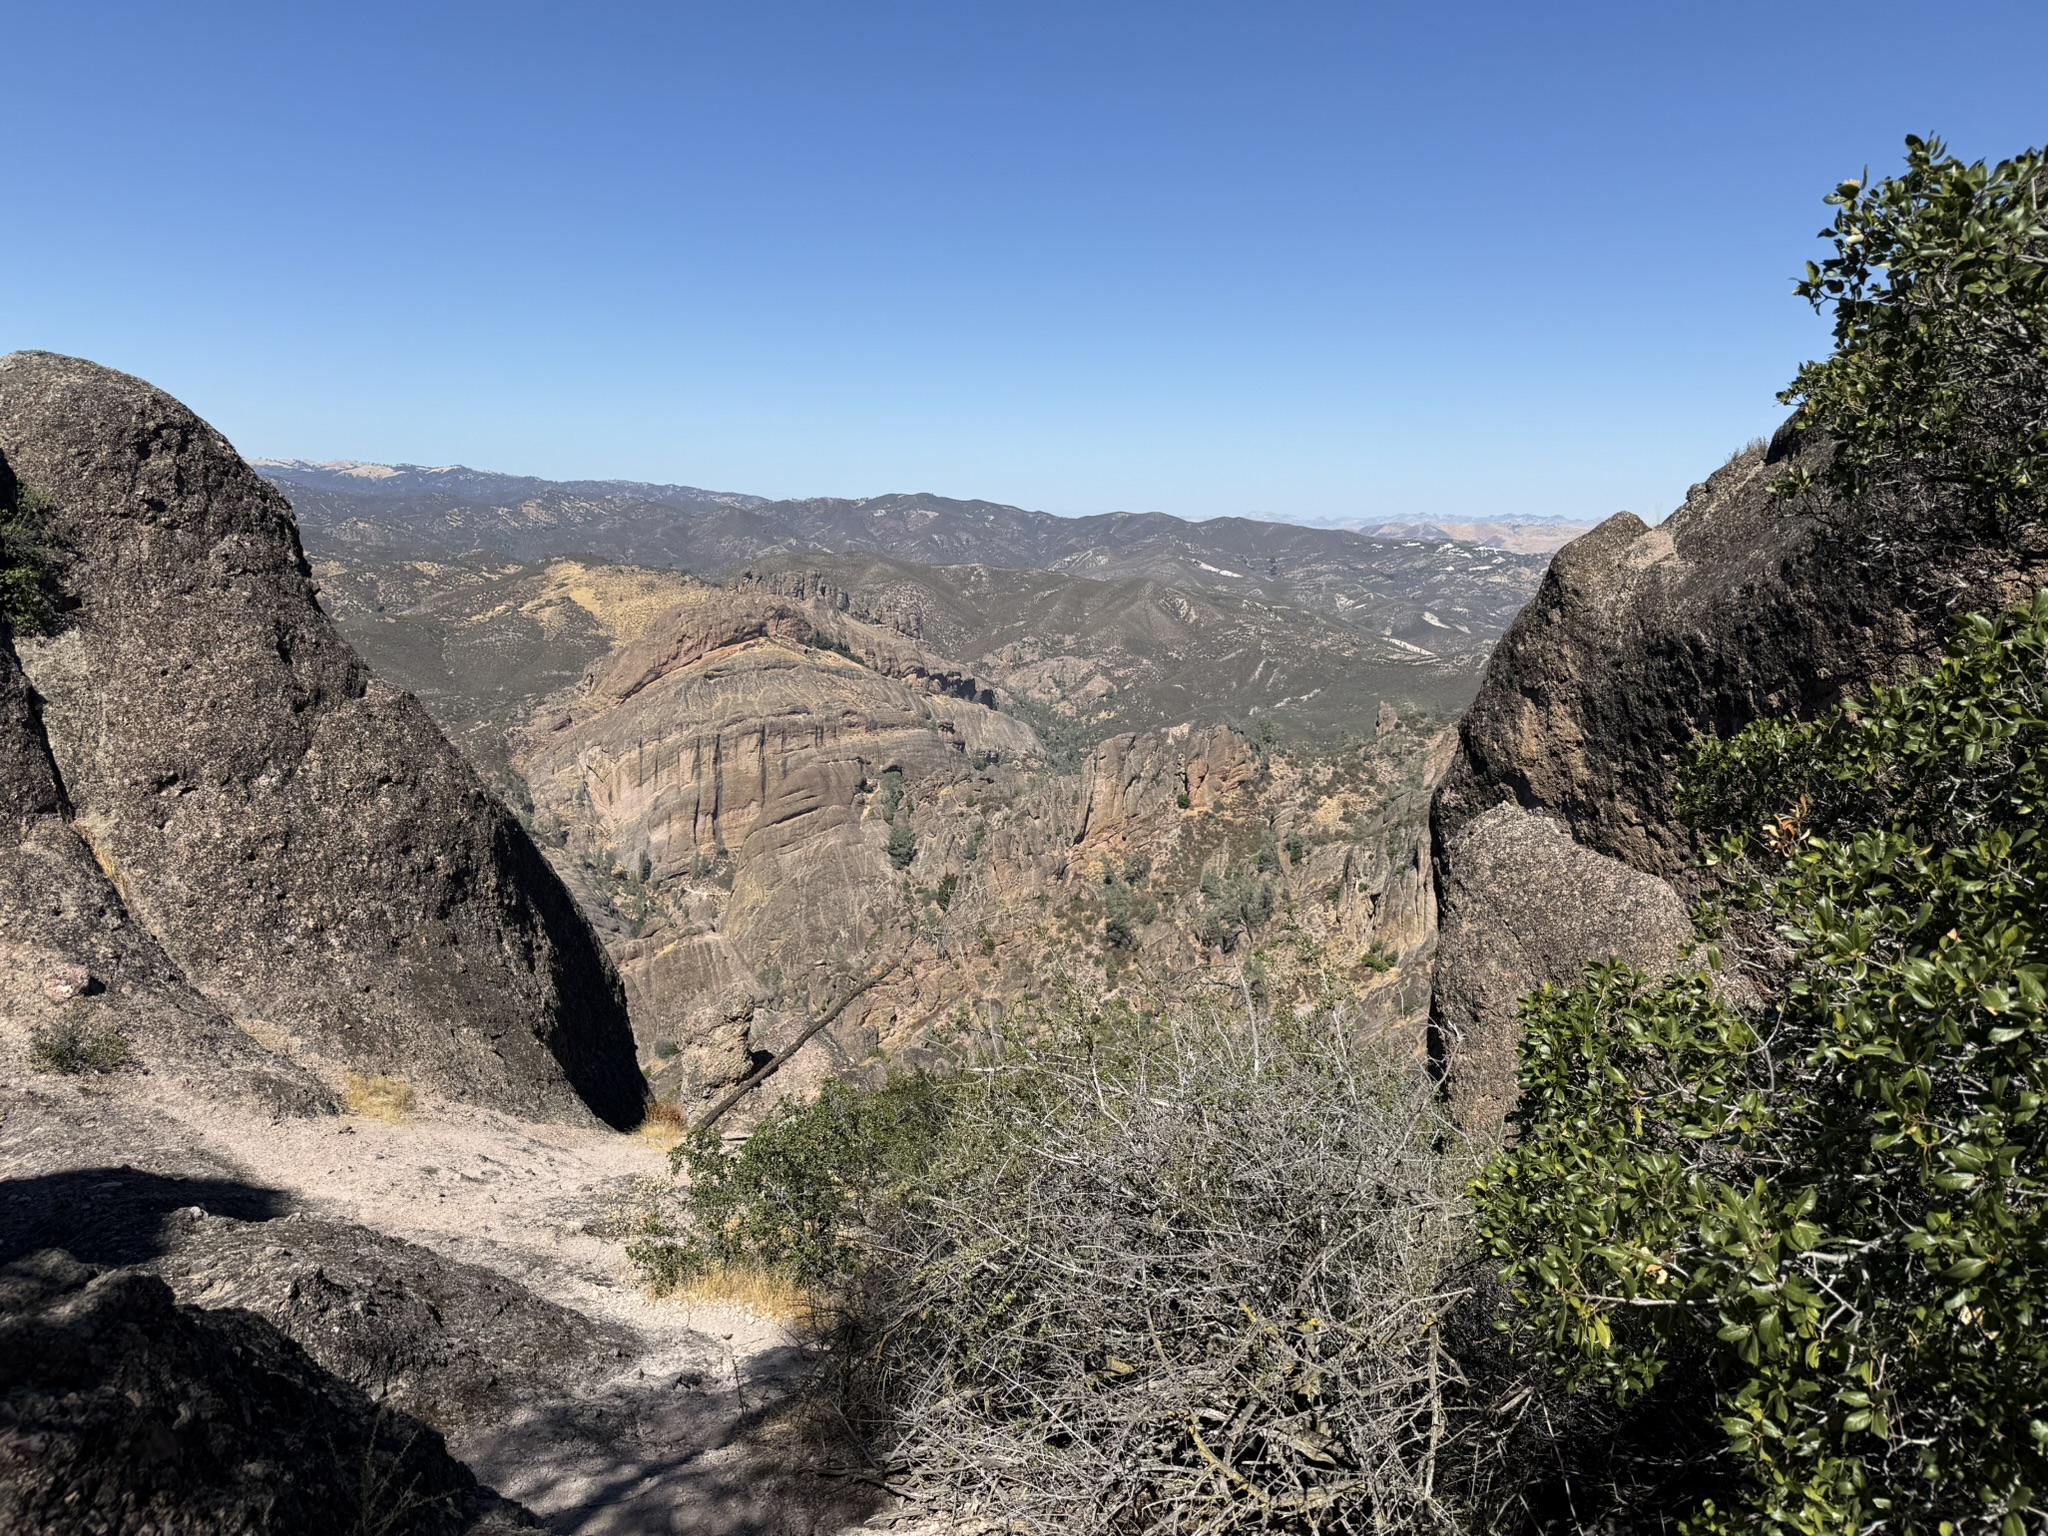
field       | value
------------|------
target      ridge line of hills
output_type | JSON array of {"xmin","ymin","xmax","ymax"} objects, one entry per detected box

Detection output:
[{"xmin": 253, "ymin": 456, "xmax": 1592, "ymax": 556}]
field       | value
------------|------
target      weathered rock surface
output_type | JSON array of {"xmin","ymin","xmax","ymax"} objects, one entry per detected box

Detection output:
[
  {"xmin": 1430, "ymin": 427, "xmax": 2048, "ymax": 1121},
  {"xmin": 572, "ymin": 692, "xmax": 1441, "ymax": 1111},
  {"xmin": 0, "ymin": 620, "xmax": 332, "ymax": 1113},
  {"xmin": 0, "ymin": 1248, "xmax": 539, "ymax": 1535},
  {"xmin": 0, "ymin": 1084, "xmax": 636, "ymax": 1437},
  {"xmin": 1431, "ymin": 803, "xmax": 1693, "ymax": 1126},
  {"xmin": 512, "ymin": 575, "xmax": 1450, "ymax": 1108},
  {"xmin": 514, "ymin": 582, "xmax": 1037, "ymax": 1078},
  {"xmin": 0, "ymin": 351, "xmax": 643, "ymax": 1128},
  {"xmin": 148, "ymin": 1206, "xmax": 636, "ymax": 1433}
]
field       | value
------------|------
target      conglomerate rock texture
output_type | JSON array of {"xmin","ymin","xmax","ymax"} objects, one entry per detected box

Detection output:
[
  {"xmin": 1431, "ymin": 803, "xmax": 1693, "ymax": 1128},
  {"xmin": 0, "ymin": 351, "xmax": 643, "ymax": 1128},
  {"xmin": 0, "ymin": 622, "xmax": 332, "ymax": 1114},
  {"xmin": 1430, "ymin": 425, "xmax": 2048, "ymax": 1122}
]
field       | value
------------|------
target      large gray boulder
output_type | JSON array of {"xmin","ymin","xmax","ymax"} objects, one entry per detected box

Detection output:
[
  {"xmin": 0, "ymin": 352, "xmax": 644, "ymax": 1128},
  {"xmin": 0, "ymin": 616, "xmax": 331, "ymax": 1112},
  {"xmin": 1430, "ymin": 427, "xmax": 2048, "ymax": 1123},
  {"xmin": 1432, "ymin": 803, "xmax": 1693, "ymax": 1127}
]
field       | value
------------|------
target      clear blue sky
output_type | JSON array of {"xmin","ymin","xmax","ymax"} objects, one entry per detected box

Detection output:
[{"xmin": 5, "ymin": 3, "xmax": 2045, "ymax": 525}]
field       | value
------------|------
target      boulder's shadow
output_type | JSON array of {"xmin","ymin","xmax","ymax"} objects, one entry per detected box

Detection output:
[{"xmin": 0, "ymin": 1166, "xmax": 289, "ymax": 1266}]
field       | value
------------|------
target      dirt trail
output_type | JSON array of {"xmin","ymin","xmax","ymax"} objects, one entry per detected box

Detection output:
[{"xmin": 0, "ymin": 1067, "xmax": 890, "ymax": 1535}]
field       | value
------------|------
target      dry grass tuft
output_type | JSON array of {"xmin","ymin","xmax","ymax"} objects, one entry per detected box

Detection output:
[
  {"xmin": 636, "ymin": 1098, "xmax": 691, "ymax": 1148},
  {"xmin": 342, "ymin": 1072, "xmax": 415, "ymax": 1123},
  {"xmin": 663, "ymin": 1261, "xmax": 811, "ymax": 1321}
]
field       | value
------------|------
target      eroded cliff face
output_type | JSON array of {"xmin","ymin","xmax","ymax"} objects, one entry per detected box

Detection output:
[
  {"xmin": 1430, "ymin": 426, "xmax": 2048, "ymax": 1124},
  {"xmin": 511, "ymin": 575, "xmax": 1449, "ymax": 1112},
  {"xmin": 0, "ymin": 351, "xmax": 643, "ymax": 1128}
]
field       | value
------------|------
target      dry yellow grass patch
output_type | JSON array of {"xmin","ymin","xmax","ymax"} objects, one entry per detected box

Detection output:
[
  {"xmin": 636, "ymin": 1099, "xmax": 691, "ymax": 1149},
  {"xmin": 342, "ymin": 1072, "xmax": 415, "ymax": 1122},
  {"xmin": 666, "ymin": 1262, "xmax": 811, "ymax": 1321},
  {"xmin": 533, "ymin": 561, "xmax": 698, "ymax": 641}
]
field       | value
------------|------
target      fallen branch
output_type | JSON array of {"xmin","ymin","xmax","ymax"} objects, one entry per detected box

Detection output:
[{"xmin": 692, "ymin": 956, "xmax": 907, "ymax": 1134}]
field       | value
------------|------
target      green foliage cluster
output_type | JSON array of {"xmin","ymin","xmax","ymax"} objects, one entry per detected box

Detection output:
[
  {"xmin": 628, "ymin": 1073, "xmax": 952, "ymax": 1292},
  {"xmin": 29, "ymin": 1011, "xmax": 131, "ymax": 1075},
  {"xmin": 0, "ymin": 481, "xmax": 55, "ymax": 634},
  {"xmin": 804, "ymin": 629, "xmax": 861, "ymax": 663},
  {"xmin": 1474, "ymin": 592, "xmax": 2048, "ymax": 1533},
  {"xmin": 1781, "ymin": 135, "xmax": 2048, "ymax": 545},
  {"xmin": 871, "ymin": 768, "xmax": 919, "ymax": 868},
  {"xmin": 586, "ymin": 840, "xmax": 661, "ymax": 936},
  {"xmin": 1096, "ymin": 856, "xmax": 1159, "ymax": 953},
  {"xmin": 885, "ymin": 819, "xmax": 917, "ymax": 869}
]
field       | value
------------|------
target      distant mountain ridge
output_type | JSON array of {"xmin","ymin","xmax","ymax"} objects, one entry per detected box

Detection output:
[
  {"xmin": 252, "ymin": 457, "xmax": 770, "ymax": 511},
  {"xmin": 260, "ymin": 459, "xmax": 1555, "ymax": 661},
  {"xmin": 1357, "ymin": 521, "xmax": 1591, "ymax": 555}
]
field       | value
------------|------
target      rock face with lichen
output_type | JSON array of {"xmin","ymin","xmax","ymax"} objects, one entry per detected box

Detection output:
[
  {"xmin": 1429, "ymin": 425, "xmax": 2048, "ymax": 1124},
  {"xmin": 0, "ymin": 351, "xmax": 643, "ymax": 1128}
]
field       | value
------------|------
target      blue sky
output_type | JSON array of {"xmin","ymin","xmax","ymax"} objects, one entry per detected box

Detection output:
[{"xmin": 4, "ymin": 2, "xmax": 2045, "ymax": 525}]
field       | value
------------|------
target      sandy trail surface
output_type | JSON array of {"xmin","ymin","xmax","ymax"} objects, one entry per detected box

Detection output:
[{"xmin": 0, "ymin": 1068, "xmax": 894, "ymax": 1534}]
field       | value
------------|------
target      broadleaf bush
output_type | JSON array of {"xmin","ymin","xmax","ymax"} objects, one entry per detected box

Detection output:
[{"xmin": 1474, "ymin": 592, "xmax": 2048, "ymax": 1534}]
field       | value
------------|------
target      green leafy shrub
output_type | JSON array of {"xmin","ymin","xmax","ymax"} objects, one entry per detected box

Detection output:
[
  {"xmin": 884, "ymin": 820, "xmax": 917, "ymax": 869},
  {"xmin": 1100, "ymin": 878, "xmax": 1137, "ymax": 951},
  {"xmin": 29, "ymin": 1012, "xmax": 131, "ymax": 1074},
  {"xmin": 1782, "ymin": 136, "xmax": 2047, "ymax": 549},
  {"xmin": 1198, "ymin": 859, "xmax": 1274, "ymax": 951},
  {"xmin": 629, "ymin": 1073, "xmax": 952, "ymax": 1293},
  {"xmin": 1474, "ymin": 592, "xmax": 2048, "ymax": 1534}
]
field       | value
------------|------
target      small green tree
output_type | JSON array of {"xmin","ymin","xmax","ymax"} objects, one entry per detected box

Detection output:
[
  {"xmin": 885, "ymin": 820, "xmax": 916, "ymax": 870},
  {"xmin": 1101, "ymin": 878, "xmax": 1138, "ymax": 951},
  {"xmin": 1198, "ymin": 859, "xmax": 1274, "ymax": 952}
]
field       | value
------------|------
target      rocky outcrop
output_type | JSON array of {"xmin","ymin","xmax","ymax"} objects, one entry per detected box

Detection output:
[
  {"xmin": 143, "ymin": 1206, "xmax": 635, "ymax": 1434},
  {"xmin": 0, "ymin": 1248, "xmax": 537, "ymax": 1535},
  {"xmin": 0, "ymin": 626, "xmax": 333, "ymax": 1113},
  {"xmin": 1432, "ymin": 804, "xmax": 1693, "ymax": 1126},
  {"xmin": 1430, "ymin": 427, "xmax": 2048, "ymax": 1122},
  {"xmin": 516, "ymin": 583, "xmax": 1037, "ymax": 1076},
  {"xmin": 524, "ymin": 586, "xmax": 1450, "ymax": 1104},
  {"xmin": 0, "ymin": 352, "xmax": 643, "ymax": 1128}
]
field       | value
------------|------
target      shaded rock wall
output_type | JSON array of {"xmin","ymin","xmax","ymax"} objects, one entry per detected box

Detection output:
[
  {"xmin": 0, "ymin": 1249, "xmax": 536, "ymax": 1535},
  {"xmin": 0, "ymin": 352, "xmax": 642, "ymax": 1128}
]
